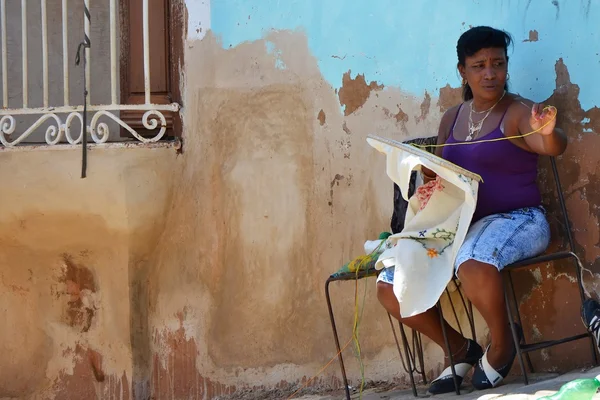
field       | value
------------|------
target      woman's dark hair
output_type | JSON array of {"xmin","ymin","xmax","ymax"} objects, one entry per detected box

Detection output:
[{"xmin": 457, "ymin": 26, "xmax": 513, "ymax": 101}]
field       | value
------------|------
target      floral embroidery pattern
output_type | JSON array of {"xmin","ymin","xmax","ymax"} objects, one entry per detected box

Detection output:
[
  {"xmin": 427, "ymin": 248, "xmax": 439, "ymax": 258},
  {"xmin": 407, "ymin": 228, "xmax": 456, "ymax": 258},
  {"xmin": 415, "ymin": 176, "xmax": 444, "ymax": 211}
]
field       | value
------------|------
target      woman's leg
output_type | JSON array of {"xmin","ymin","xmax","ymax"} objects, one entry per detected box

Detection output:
[
  {"xmin": 377, "ymin": 281, "xmax": 468, "ymax": 361},
  {"xmin": 455, "ymin": 207, "xmax": 551, "ymax": 371},
  {"xmin": 457, "ymin": 261, "xmax": 513, "ymax": 368},
  {"xmin": 376, "ymin": 265, "xmax": 484, "ymax": 394}
]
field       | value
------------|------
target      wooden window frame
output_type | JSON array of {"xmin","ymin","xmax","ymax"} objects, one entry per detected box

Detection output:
[{"xmin": 119, "ymin": 0, "xmax": 184, "ymax": 139}]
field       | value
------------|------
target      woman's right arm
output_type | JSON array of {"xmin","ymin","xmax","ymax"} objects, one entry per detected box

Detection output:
[{"xmin": 421, "ymin": 106, "xmax": 459, "ymax": 182}]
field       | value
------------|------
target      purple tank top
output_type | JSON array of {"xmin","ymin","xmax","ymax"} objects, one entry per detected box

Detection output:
[{"xmin": 442, "ymin": 104, "xmax": 541, "ymax": 222}]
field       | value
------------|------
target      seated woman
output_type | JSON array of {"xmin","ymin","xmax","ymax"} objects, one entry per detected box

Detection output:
[{"xmin": 377, "ymin": 26, "xmax": 567, "ymax": 394}]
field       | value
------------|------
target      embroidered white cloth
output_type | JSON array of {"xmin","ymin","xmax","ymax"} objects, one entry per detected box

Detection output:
[{"xmin": 367, "ymin": 135, "xmax": 481, "ymax": 318}]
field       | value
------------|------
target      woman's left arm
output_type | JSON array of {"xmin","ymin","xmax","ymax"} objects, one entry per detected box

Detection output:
[{"xmin": 518, "ymin": 101, "xmax": 568, "ymax": 156}]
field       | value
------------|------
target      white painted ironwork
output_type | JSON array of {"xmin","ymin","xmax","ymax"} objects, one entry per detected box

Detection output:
[
  {"xmin": 41, "ymin": 0, "xmax": 49, "ymax": 108},
  {"xmin": 109, "ymin": 0, "xmax": 117, "ymax": 105},
  {"xmin": 62, "ymin": 0, "xmax": 69, "ymax": 106},
  {"xmin": 1, "ymin": 0, "xmax": 7, "ymax": 108},
  {"xmin": 21, "ymin": 0, "xmax": 27, "ymax": 108},
  {"xmin": 143, "ymin": 0, "xmax": 151, "ymax": 104},
  {"xmin": 0, "ymin": 1, "xmax": 180, "ymax": 147}
]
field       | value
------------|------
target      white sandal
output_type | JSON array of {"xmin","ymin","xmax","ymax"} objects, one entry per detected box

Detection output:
[
  {"xmin": 472, "ymin": 323, "xmax": 522, "ymax": 390},
  {"xmin": 428, "ymin": 339, "xmax": 483, "ymax": 394}
]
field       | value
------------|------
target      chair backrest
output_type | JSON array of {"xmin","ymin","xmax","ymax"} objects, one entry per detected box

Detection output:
[
  {"xmin": 548, "ymin": 157, "xmax": 577, "ymax": 253},
  {"xmin": 390, "ymin": 136, "xmax": 437, "ymax": 234}
]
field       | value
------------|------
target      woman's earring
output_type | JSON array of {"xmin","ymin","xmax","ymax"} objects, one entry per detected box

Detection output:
[
  {"xmin": 507, "ymin": 73, "xmax": 510, "ymax": 81},
  {"xmin": 462, "ymin": 78, "xmax": 467, "ymax": 86}
]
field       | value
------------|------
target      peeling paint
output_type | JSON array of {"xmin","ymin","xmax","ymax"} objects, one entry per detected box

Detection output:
[
  {"xmin": 338, "ymin": 71, "xmax": 384, "ymax": 116},
  {"xmin": 383, "ymin": 105, "xmax": 409, "ymax": 132},
  {"xmin": 0, "ymin": 146, "xmax": 174, "ymax": 398},
  {"xmin": 146, "ymin": 28, "xmax": 445, "ymax": 398},
  {"xmin": 317, "ymin": 109, "xmax": 326, "ymax": 126},
  {"xmin": 539, "ymin": 59, "xmax": 600, "ymax": 273},
  {"xmin": 418, "ymin": 91, "xmax": 432, "ymax": 123},
  {"xmin": 523, "ymin": 29, "xmax": 539, "ymax": 42},
  {"xmin": 212, "ymin": 1, "xmax": 600, "ymax": 109},
  {"xmin": 186, "ymin": 0, "xmax": 210, "ymax": 40},
  {"xmin": 438, "ymin": 84, "xmax": 463, "ymax": 112},
  {"xmin": 2, "ymin": 1, "xmax": 600, "ymax": 398},
  {"xmin": 265, "ymin": 41, "xmax": 287, "ymax": 69}
]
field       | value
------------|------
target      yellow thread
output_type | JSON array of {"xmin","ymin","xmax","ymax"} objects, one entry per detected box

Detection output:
[
  {"xmin": 285, "ymin": 336, "xmax": 354, "ymax": 400},
  {"xmin": 285, "ymin": 274, "xmax": 365, "ymax": 399},
  {"xmin": 287, "ymin": 242, "xmax": 384, "ymax": 400},
  {"xmin": 348, "ymin": 240, "xmax": 384, "ymax": 398},
  {"xmin": 412, "ymin": 105, "xmax": 557, "ymax": 149}
]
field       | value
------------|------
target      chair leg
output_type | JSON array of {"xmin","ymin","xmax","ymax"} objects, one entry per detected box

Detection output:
[
  {"xmin": 507, "ymin": 272, "xmax": 535, "ymax": 373},
  {"xmin": 455, "ymin": 282, "xmax": 476, "ymax": 341},
  {"xmin": 415, "ymin": 332, "xmax": 427, "ymax": 384},
  {"xmin": 502, "ymin": 276, "xmax": 529, "ymax": 385},
  {"xmin": 468, "ymin": 300, "xmax": 476, "ymax": 340},
  {"xmin": 438, "ymin": 301, "xmax": 460, "ymax": 395},
  {"xmin": 325, "ymin": 279, "xmax": 351, "ymax": 400},
  {"xmin": 399, "ymin": 322, "xmax": 419, "ymax": 397},
  {"xmin": 445, "ymin": 288, "xmax": 463, "ymax": 337},
  {"xmin": 387, "ymin": 313, "xmax": 418, "ymax": 397}
]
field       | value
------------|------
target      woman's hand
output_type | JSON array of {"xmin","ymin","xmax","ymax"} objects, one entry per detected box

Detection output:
[
  {"xmin": 530, "ymin": 103, "xmax": 557, "ymax": 136},
  {"xmin": 519, "ymin": 100, "xmax": 566, "ymax": 156}
]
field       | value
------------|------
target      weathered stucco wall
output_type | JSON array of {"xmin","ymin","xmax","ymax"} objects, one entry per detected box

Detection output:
[
  {"xmin": 1, "ymin": 0, "xmax": 600, "ymax": 399},
  {"xmin": 0, "ymin": 145, "xmax": 177, "ymax": 399},
  {"xmin": 154, "ymin": 0, "xmax": 600, "ymax": 397},
  {"xmin": 145, "ymin": 32, "xmax": 445, "ymax": 398}
]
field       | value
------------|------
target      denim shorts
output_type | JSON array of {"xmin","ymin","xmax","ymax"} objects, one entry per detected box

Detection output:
[{"xmin": 377, "ymin": 206, "xmax": 551, "ymax": 284}]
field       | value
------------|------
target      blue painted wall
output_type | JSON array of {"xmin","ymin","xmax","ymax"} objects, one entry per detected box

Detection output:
[{"xmin": 212, "ymin": 0, "xmax": 599, "ymax": 110}]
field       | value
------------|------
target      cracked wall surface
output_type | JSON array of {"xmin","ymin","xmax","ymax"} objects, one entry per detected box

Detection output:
[
  {"xmin": 0, "ymin": 146, "xmax": 176, "ymax": 399},
  {"xmin": 153, "ymin": 0, "xmax": 600, "ymax": 396},
  {"xmin": 1, "ymin": 0, "xmax": 600, "ymax": 399}
]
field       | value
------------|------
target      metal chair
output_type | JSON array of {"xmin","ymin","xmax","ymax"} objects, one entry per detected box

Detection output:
[
  {"xmin": 438, "ymin": 283, "xmax": 477, "ymax": 395},
  {"xmin": 326, "ymin": 147, "xmax": 598, "ymax": 397},
  {"xmin": 502, "ymin": 157, "xmax": 598, "ymax": 384},
  {"xmin": 325, "ymin": 270, "xmax": 477, "ymax": 399},
  {"xmin": 325, "ymin": 268, "xmax": 426, "ymax": 399},
  {"xmin": 325, "ymin": 136, "xmax": 477, "ymax": 398}
]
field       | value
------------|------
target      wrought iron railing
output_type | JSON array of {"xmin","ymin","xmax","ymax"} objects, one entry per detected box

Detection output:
[{"xmin": 0, "ymin": 0, "xmax": 180, "ymax": 147}]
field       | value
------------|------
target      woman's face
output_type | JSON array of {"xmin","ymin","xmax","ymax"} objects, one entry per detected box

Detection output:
[{"xmin": 459, "ymin": 47, "xmax": 508, "ymax": 102}]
